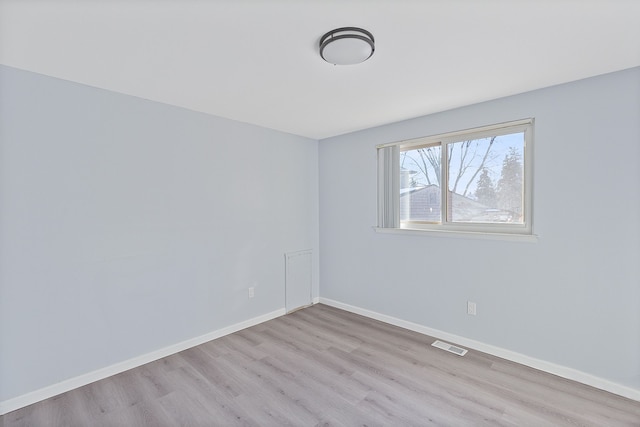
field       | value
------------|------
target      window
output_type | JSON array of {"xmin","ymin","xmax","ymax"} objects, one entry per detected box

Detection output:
[{"xmin": 378, "ymin": 119, "xmax": 533, "ymax": 236}]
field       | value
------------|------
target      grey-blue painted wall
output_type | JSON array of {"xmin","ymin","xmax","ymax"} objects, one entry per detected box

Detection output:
[
  {"xmin": 319, "ymin": 67, "xmax": 640, "ymax": 390},
  {"xmin": 2, "ymin": 63, "xmax": 638, "ymax": 404},
  {"xmin": 0, "ymin": 65, "xmax": 319, "ymax": 402}
]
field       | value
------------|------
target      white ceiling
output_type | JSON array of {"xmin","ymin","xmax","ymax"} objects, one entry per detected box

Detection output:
[{"xmin": 1, "ymin": 0, "xmax": 639, "ymax": 140}]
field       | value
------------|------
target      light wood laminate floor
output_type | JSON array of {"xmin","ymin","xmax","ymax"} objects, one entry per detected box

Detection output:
[{"xmin": 3, "ymin": 304, "xmax": 640, "ymax": 426}]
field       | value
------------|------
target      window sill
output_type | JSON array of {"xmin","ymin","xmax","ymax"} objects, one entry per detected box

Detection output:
[{"xmin": 373, "ymin": 226, "xmax": 538, "ymax": 242}]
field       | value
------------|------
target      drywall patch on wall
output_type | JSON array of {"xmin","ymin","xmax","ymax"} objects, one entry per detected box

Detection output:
[{"xmin": 285, "ymin": 250, "xmax": 313, "ymax": 312}]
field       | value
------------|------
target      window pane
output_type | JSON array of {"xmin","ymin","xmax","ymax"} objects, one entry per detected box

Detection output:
[
  {"xmin": 447, "ymin": 133, "xmax": 524, "ymax": 224},
  {"xmin": 399, "ymin": 145, "xmax": 442, "ymax": 222}
]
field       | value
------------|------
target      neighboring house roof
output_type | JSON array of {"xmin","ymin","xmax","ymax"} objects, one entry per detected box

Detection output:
[
  {"xmin": 400, "ymin": 185, "xmax": 514, "ymax": 222},
  {"xmin": 400, "ymin": 185, "xmax": 441, "ymax": 222}
]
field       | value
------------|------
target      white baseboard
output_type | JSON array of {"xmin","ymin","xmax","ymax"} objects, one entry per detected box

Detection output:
[
  {"xmin": 4, "ymin": 299, "xmax": 638, "ymax": 415},
  {"xmin": 319, "ymin": 297, "xmax": 640, "ymax": 402},
  {"xmin": 0, "ymin": 308, "xmax": 286, "ymax": 415}
]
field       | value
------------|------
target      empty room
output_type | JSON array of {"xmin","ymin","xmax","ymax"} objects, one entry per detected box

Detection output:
[{"xmin": 1, "ymin": 1, "xmax": 639, "ymax": 425}]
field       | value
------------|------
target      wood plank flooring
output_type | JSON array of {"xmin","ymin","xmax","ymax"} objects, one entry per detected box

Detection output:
[{"xmin": 3, "ymin": 304, "xmax": 640, "ymax": 426}]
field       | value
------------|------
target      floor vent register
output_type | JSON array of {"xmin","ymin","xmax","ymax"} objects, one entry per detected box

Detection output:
[{"xmin": 432, "ymin": 340, "xmax": 468, "ymax": 356}]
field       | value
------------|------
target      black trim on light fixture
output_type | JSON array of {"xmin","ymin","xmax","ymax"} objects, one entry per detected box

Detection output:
[{"xmin": 319, "ymin": 27, "xmax": 375, "ymax": 65}]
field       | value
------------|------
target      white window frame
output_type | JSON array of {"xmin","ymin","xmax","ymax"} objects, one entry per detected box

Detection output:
[{"xmin": 377, "ymin": 119, "xmax": 534, "ymax": 239}]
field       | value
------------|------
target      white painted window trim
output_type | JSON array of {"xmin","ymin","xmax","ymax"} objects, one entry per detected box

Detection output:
[
  {"xmin": 377, "ymin": 118, "xmax": 535, "ymax": 238},
  {"xmin": 373, "ymin": 226, "xmax": 538, "ymax": 242}
]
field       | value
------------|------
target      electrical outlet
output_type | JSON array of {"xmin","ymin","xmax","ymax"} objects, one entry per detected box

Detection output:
[
  {"xmin": 248, "ymin": 287, "xmax": 255, "ymax": 298},
  {"xmin": 467, "ymin": 301, "xmax": 477, "ymax": 316}
]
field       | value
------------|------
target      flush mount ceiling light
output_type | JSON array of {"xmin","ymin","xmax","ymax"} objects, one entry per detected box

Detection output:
[{"xmin": 319, "ymin": 27, "xmax": 375, "ymax": 65}]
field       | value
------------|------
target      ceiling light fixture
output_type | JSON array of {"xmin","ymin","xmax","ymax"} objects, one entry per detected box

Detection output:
[{"xmin": 319, "ymin": 27, "xmax": 375, "ymax": 65}]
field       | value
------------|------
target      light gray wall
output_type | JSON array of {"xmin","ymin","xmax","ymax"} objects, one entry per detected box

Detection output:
[
  {"xmin": 0, "ymin": 65, "xmax": 319, "ymax": 402},
  {"xmin": 319, "ymin": 67, "xmax": 640, "ymax": 390}
]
